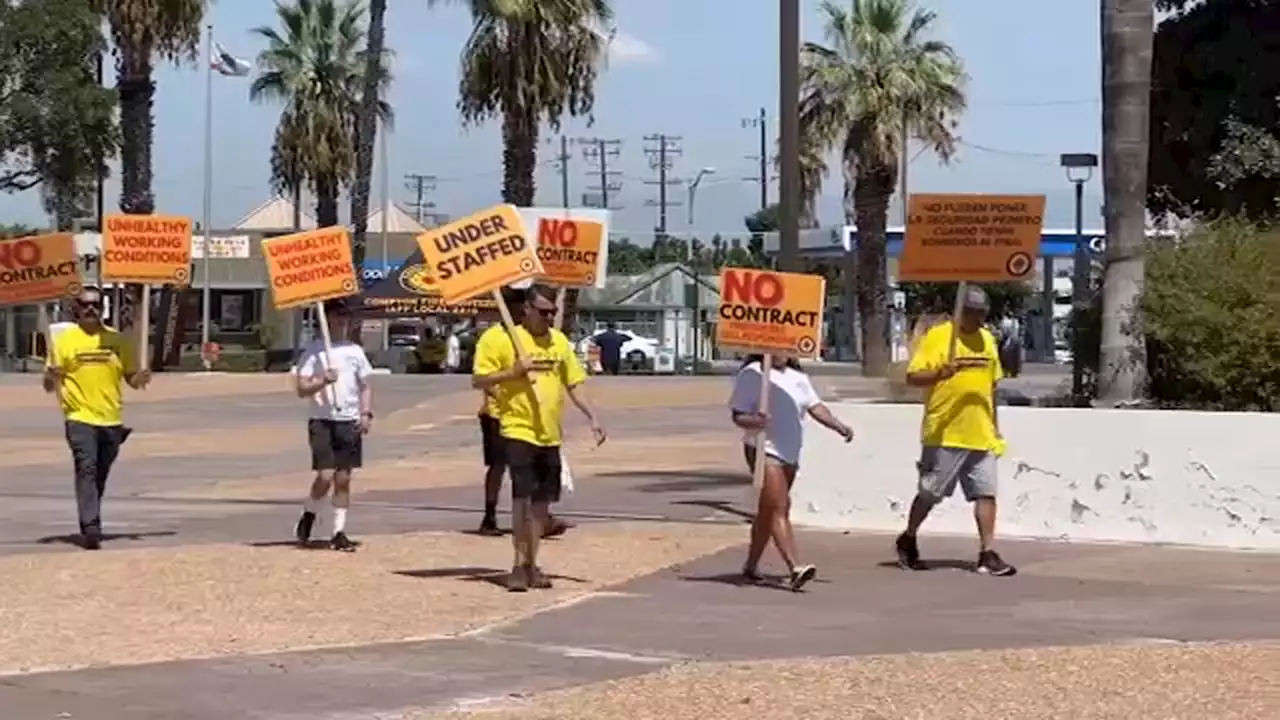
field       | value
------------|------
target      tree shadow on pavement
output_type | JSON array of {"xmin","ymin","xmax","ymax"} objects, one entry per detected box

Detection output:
[
  {"xmin": 592, "ymin": 470, "xmax": 750, "ymax": 494},
  {"xmin": 394, "ymin": 566, "xmax": 590, "ymax": 588},
  {"xmin": 36, "ymin": 531, "xmax": 176, "ymax": 548},
  {"xmin": 672, "ymin": 499, "xmax": 754, "ymax": 522},
  {"xmin": 875, "ymin": 559, "xmax": 976, "ymax": 572}
]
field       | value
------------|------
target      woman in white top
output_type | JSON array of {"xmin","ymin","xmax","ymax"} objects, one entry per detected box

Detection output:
[{"xmin": 729, "ymin": 354, "xmax": 853, "ymax": 591}]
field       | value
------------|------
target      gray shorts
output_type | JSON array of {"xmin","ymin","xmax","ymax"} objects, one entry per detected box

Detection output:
[{"xmin": 917, "ymin": 446, "xmax": 997, "ymax": 502}]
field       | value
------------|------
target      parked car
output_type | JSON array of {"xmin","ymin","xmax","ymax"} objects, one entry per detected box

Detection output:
[{"xmin": 577, "ymin": 328, "xmax": 660, "ymax": 371}]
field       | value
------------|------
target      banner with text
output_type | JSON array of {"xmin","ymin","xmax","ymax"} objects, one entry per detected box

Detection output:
[
  {"xmin": 415, "ymin": 204, "xmax": 542, "ymax": 303},
  {"xmin": 715, "ymin": 268, "xmax": 826, "ymax": 359},
  {"xmin": 899, "ymin": 194, "xmax": 1046, "ymax": 282},
  {"xmin": 0, "ymin": 233, "xmax": 83, "ymax": 306},
  {"xmin": 261, "ymin": 226, "xmax": 359, "ymax": 310},
  {"xmin": 534, "ymin": 216, "xmax": 606, "ymax": 288},
  {"xmin": 101, "ymin": 214, "xmax": 194, "ymax": 285}
]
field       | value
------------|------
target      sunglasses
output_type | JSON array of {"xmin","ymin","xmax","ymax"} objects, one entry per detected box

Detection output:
[
  {"xmin": 529, "ymin": 306, "xmax": 556, "ymax": 318},
  {"xmin": 76, "ymin": 298, "xmax": 103, "ymax": 310}
]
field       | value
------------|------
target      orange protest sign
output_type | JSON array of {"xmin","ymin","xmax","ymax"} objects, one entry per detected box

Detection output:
[
  {"xmin": 536, "ymin": 217, "xmax": 605, "ymax": 287},
  {"xmin": 101, "ymin": 213, "xmax": 193, "ymax": 285},
  {"xmin": 899, "ymin": 194, "xmax": 1045, "ymax": 282},
  {"xmin": 415, "ymin": 204, "xmax": 541, "ymax": 304},
  {"xmin": 715, "ymin": 268, "xmax": 826, "ymax": 359},
  {"xmin": 0, "ymin": 233, "xmax": 83, "ymax": 307},
  {"xmin": 261, "ymin": 227, "xmax": 358, "ymax": 310}
]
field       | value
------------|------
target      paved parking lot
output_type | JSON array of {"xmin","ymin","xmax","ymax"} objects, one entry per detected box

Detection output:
[{"xmin": 0, "ymin": 372, "xmax": 1275, "ymax": 719}]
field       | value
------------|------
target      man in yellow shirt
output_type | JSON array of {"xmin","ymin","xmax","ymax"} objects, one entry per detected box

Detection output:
[
  {"xmin": 43, "ymin": 286, "xmax": 151, "ymax": 550},
  {"xmin": 473, "ymin": 284, "xmax": 606, "ymax": 592},
  {"xmin": 898, "ymin": 286, "xmax": 1014, "ymax": 576}
]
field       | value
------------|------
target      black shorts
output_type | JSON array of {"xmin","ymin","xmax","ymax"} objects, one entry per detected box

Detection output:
[
  {"xmin": 479, "ymin": 413, "xmax": 504, "ymax": 467},
  {"xmin": 308, "ymin": 418, "xmax": 363, "ymax": 471},
  {"xmin": 504, "ymin": 438, "xmax": 562, "ymax": 503}
]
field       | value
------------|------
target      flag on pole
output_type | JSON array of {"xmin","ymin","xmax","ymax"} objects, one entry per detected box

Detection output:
[{"xmin": 211, "ymin": 43, "xmax": 252, "ymax": 77}]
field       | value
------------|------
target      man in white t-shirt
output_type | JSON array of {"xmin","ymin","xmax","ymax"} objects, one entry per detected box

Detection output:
[{"xmin": 293, "ymin": 298, "xmax": 375, "ymax": 552}]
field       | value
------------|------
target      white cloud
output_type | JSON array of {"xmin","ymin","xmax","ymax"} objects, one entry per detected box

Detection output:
[{"xmin": 607, "ymin": 30, "xmax": 659, "ymax": 63}]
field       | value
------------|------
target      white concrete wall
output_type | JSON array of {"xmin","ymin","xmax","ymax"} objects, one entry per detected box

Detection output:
[{"xmin": 793, "ymin": 403, "xmax": 1280, "ymax": 550}]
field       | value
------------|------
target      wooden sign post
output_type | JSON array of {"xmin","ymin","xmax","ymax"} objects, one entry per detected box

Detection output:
[{"xmin": 715, "ymin": 267, "xmax": 826, "ymax": 488}]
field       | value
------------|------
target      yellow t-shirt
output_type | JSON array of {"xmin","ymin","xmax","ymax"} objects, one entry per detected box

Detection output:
[
  {"xmin": 47, "ymin": 325, "xmax": 137, "ymax": 427},
  {"xmin": 906, "ymin": 320, "xmax": 1003, "ymax": 451},
  {"xmin": 473, "ymin": 324, "xmax": 586, "ymax": 447}
]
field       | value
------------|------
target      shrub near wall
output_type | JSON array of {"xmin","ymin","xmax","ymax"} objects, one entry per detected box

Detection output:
[{"xmin": 1075, "ymin": 217, "xmax": 1280, "ymax": 410}]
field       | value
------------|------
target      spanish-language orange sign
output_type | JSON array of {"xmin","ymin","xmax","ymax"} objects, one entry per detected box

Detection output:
[
  {"xmin": 899, "ymin": 194, "xmax": 1045, "ymax": 282},
  {"xmin": 715, "ymin": 268, "xmax": 826, "ymax": 359},
  {"xmin": 261, "ymin": 226, "xmax": 358, "ymax": 310},
  {"xmin": 101, "ymin": 213, "xmax": 194, "ymax": 285},
  {"xmin": 536, "ymin": 217, "xmax": 605, "ymax": 287},
  {"xmin": 416, "ymin": 204, "xmax": 541, "ymax": 304},
  {"xmin": 0, "ymin": 233, "xmax": 83, "ymax": 307}
]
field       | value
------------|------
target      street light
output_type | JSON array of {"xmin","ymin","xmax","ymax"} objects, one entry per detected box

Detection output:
[
  {"xmin": 1060, "ymin": 152, "xmax": 1098, "ymax": 404},
  {"xmin": 685, "ymin": 167, "xmax": 716, "ymax": 236}
]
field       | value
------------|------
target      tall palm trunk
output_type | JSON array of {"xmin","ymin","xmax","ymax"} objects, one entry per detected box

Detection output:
[
  {"xmin": 1098, "ymin": 0, "xmax": 1153, "ymax": 401},
  {"xmin": 315, "ymin": 176, "xmax": 340, "ymax": 227},
  {"xmin": 348, "ymin": 0, "xmax": 387, "ymax": 270},
  {"xmin": 852, "ymin": 162, "xmax": 895, "ymax": 377},
  {"xmin": 116, "ymin": 50, "xmax": 175, "ymax": 367},
  {"xmin": 501, "ymin": 107, "xmax": 538, "ymax": 206}
]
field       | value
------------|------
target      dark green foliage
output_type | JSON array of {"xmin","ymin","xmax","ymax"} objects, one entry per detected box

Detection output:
[{"xmin": 1072, "ymin": 217, "xmax": 1280, "ymax": 410}]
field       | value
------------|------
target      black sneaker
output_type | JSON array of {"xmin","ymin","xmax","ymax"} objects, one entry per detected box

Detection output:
[
  {"xmin": 895, "ymin": 532, "xmax": 921, "ymax": 570},
  {"xmin": 81, "ymin": 530, "xmax": 102, "ymax": 551},
  {"xmin": 741, "ymin": 565, "xmax": 763, "ymax": 584},
  {"xmin": 526, "ymin": 565, "xmax": 553, "ymax": 589},
  {"xmin": 295, "ymin": 511, "xmax": 316, "ymax": 545},
  {"xmin": 477, "ymin": 518, "xmax": 503, "ymax": 537},
  {"xmin": 507, "ymin": 565, "xmax": 529, "ymax": 592},
  {"xmin": 330, "ymin": 532, "xmax": 359, "ymax": 552},
  {"xmin": 977, "ymin": 549, "xmax": 1016, "ymax": 576},
  {"xmin": 789, "ymin": 564, "xmax": 817, "ymax": 592}
]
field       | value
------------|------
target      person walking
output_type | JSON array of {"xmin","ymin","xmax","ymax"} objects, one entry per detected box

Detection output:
[
  {"xmin": 475, "ymin": 292, "xmax": 572, "ymax": 539},
  {"xmin": 729, "ymin": 354, "xmax": 853, "ymax": 591},
  {"xmin": 43, "ymin": 286, "xmax": 151, "ymax": 550},
  {"xmin": 896, "ymin": 286, "xmax": 1015, "ymax": 576},
  {"xmin": 472, "ymin": 284, "xmax": 606, "ymax": 592},
  {"xmin": 293, "ymin": 299, "xmax": 375, "ymax": 552},
  {"xmin": 592, "ymin": 321, "xmax": 626, "ymax": 375}
]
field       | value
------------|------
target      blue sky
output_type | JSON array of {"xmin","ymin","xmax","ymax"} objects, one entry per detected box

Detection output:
[{"xmin": 0, "ymin": 0, "xmax": 1105, "ymax": 239}]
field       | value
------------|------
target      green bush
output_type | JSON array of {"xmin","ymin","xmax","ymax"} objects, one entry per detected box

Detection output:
[
  {"xmin": 1072, "ymin": 217, "xmax": 1280, "ymax": 410},
  {"xmin": 175, "ymin": 347, "xmax": 268, "ymax": 372}
]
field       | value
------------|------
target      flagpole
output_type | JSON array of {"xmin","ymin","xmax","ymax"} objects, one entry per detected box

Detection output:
[{"xmin": 200, "ymin": 22, "xmax": 214, "ymax": 370}]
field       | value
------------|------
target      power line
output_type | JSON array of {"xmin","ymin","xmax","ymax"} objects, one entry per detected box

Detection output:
[
  {"xmin": 577, "ymin": 137, "xmax": 623, "ymax": 210},
  {"xmin": 643, "ymin": 133, "xmax": 683, "ymax": 236}
]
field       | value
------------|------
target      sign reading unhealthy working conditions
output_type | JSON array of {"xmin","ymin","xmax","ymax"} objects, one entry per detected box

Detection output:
[
  {"xmin": 101, "ymin": 213, "xmax": 194, "ymax": 285},
  {"xmin": 715, "ymin": 268, "xmax": 826, "ymax": 359},
  {"xmin": 536, "ymin": 217, "xmax": 605, "ymax": 287},
  {"xmin": 899, "ymin": 194, "xmax": 1046, "ymax": 282},
  {"xmin": 0, "ymin": 233, "xmax": 83, "ymax": 307},
  {"xmin": 261, "ymin": 227, "xmax": 358, "ymax": 310},
  {"xmin": 415, "ymin": 203, "xmax": 542, "ymax": 303}
]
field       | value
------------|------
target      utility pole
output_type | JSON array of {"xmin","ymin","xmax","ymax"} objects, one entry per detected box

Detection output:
[
  {"xmin": 577, "ymin": 137, "xmax": 623, "ymax": 210},
  {"xmin": 403, "ymin": 172, "xmax": 437, "ymax": 224},
  {"xmin": 643, "ymin": 134, "xmax": 683, "ymax": 236},
  {"xmin": 554, "ymin": 136, "xmax": 573, "ymax": 208},
  {"xmin": 741, "ymin": 107, "xmax": 768, "ymax": 210}
]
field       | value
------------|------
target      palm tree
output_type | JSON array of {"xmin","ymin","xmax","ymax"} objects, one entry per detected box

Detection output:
[
  {"xmin": 348, "ymin": 0, "xmax": 387, "ymax": 269},
  {"xmin": 1098, "ymin": 0, "xmax": 1153, "ymax": 401},
  {"xmin": 250, "ymin": 0, "xmax": 392, "ymax": 228},
  {"xmin": 799, "ymin": 0, "xmax": 966, "ymax": 377},
  {"xmin": 454, "ymin": 0, "xmax": 612, "ymax": 206},
  {"xmin": 452, "ymin": 0, "xmax": 611, "ymax": 331},
  {"xmin": 98, "ymin": 0, "xmax": 205, "ymax": 370}
]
